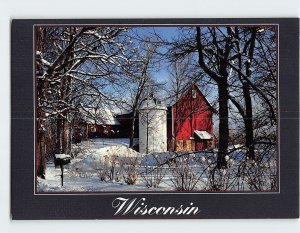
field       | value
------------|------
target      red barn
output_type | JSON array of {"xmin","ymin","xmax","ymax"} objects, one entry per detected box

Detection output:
[
  {"xmin": 81, "ymin": 108, "xmax": 121, "ymax": 139},
  {"xmin": 167, "ymin": 84, "xmax": 216, "ymax": 151}
]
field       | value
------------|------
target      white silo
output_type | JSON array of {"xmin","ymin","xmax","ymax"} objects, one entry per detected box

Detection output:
[{"xmin": 139, "ymin": 96, "xmax": 167, "ymax": 154}]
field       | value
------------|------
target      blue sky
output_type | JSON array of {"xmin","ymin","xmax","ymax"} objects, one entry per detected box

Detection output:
[{"xmin": 128, "ymin": 27, "xmax": 182, "ymax": 83}]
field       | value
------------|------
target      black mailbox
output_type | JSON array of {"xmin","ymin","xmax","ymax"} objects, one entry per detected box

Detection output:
[
  {"xmin": 54, "ymin": 156, "xmax": 71, "ymax": 167},
  {"xmin": 54, "ymin": 154, "xmax": 71, "ymax": 186}
]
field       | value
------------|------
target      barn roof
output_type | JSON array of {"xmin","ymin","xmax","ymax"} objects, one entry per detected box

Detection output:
[
  {"xmin": 169, "ymin": 84, "xmax": 215, "ymax": 112},
  {"xmin": 80, "ymin": 107, "xmax": 120, "ymax": 125}
]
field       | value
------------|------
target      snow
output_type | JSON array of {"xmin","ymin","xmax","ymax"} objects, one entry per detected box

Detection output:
[
  {"xmin": 55, "ymin": 154, "xmax": 71, "ymax": 159},
  {"xmin": 37, "ymin": 138, "xmax": 277, "ymax": 193},
  {"xmin": 40, "ymin": 58, "xmax": 52, "ymax": 67},
  {"xmin": 37, "ymin": 163, "xmax": 170, "ymax": 192},
  {"xmin": 38, "ymin": 138, "xmax": 172, "ymax": 192},
  {"xmin": 80, "ymin": 107, "xmax": 120, "ymax": 125},
  {"xmin": 194, "ymin": 130, "xmax": 213, "ymax": 140}
]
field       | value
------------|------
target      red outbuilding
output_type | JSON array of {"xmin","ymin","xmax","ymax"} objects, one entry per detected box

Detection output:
[
  {"xmin": 81, "ymin": 108, "xmax": 121, "ymax": 139},
  {"xmin": 167, "ymin": 84, "xmax": 216, "ymax": 151}
]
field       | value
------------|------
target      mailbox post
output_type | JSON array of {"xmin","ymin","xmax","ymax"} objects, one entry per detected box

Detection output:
[{"xmin": 54, "ymin": 154, "xmax": 71, "ymax": 186}]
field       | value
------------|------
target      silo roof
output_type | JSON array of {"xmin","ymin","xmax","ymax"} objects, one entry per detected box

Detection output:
[{"xmin": 140, "ymin": 97, "xmax": 167, "ymax": 110}]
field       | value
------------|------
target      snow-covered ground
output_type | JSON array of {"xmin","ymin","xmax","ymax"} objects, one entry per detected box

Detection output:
[
  {"xmin": 37, "ymin": 138, "xmax": 277, "ymax": 193},
  {"xmin": 37, "ymin": 163, "xmax": 172, "ymax": 192},
  {"xmin": 38, "ymin": 138, "xmax": 173, "ymax": 192}
]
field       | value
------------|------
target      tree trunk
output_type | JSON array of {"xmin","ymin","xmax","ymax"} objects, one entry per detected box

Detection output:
[
  {"xmin": 233, "ymin": 27, "xmax": 256, "ymax": 160},
  {"xmin": 129, "ymin": 110, "xmax": 137, "ymax": 148},
  {"xmin": 36, "ymin": 116, "xmax": 45, "ymax": 179},
  {"xmin": 56, "ymin": 118, "xmax": 63, "ymax": 154},
  {"xmin": 195, "ymin": 27, "xmax": 230, "ymax": 169},
  {"xmin": 56, "ymin": 27, "xmax": 74, "ymax": 156},
  {"xmin": 36, "ymin": 81, "xmax": 46, "ymax": 178},
  {"xmin": 243, "ymin": 74, "xmax": 255, "ymax": 160},
  {"xmin": 36, "ymin": 27, "xmax": 45, "ymax": 178},
  {"xmin": 244, "ymin": 29, "xmax": 257, "ymax": 160},
  {"xmin": 217, "ymin": 79, "xmax": 229, "ymax": 169},
  {"xmin": 62, "ymin": 118, "xmax": 70, "ymax": 155},
  {"xmin": 55, "ymin": 116, "xmax": 70, "ymax": 155}
]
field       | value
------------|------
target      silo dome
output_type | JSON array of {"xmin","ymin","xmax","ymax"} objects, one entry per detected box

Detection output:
[{"xmin": 139, "ymin": 97, "xmax": 167, "ymax": 154}]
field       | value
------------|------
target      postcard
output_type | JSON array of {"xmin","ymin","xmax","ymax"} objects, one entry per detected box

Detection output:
[{"xmin": 11, "ymin": 18, "xmax": 299, "ymax": 219}]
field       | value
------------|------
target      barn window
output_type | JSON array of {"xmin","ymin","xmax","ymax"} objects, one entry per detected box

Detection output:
[
  {"xmin": 157, "ymin": 100, "xmax": 162, "ymax": 105},
  {"xmin": 192, "ymin": 89, "xmax": 196, "ymax": 99}
]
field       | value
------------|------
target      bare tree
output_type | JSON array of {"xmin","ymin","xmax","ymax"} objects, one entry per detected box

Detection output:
[
  {"xmin": 35, "ymin": 26, "xmax": 132, "ymax": 177},
  {"xmin": 167, "ymin": 26, "xmax": 277, "ymax": 168},
  {"xmin": 226, "ymin": 26, "xmax": 277, "ymax": 159},
  {"xmin": 167, "ymin": 57, "xmax": 192, "ymax": 150},
  {"xmin": 195, "ymin": 27, "xmax": 235, "ymax": 169},
  {"xmin": 121, "ymin": 40, "xmax": 160, "ymax": 148}
]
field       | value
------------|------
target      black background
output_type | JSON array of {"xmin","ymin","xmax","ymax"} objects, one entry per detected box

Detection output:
[{"xmin": 11, "ymin": 18, "xmax": 299, "ymax": 219}]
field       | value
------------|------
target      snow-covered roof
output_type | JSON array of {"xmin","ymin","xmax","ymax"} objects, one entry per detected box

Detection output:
[
  {"xmin": 81, "ymin": 108, "xmax": 120, "ymax": 125},
  {"xmin": 194, "ymin": 130, "xmax": 214, "ymax": 140}
]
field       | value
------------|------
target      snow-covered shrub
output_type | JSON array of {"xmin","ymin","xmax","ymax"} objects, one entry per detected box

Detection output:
[
  {"xmin": 167, "ymin": 152, "xmax": 201, "ymax": 191},
  {"xmin": 97, "ymin": 163, "xmax": 110, "ymax": 181},
  {"xmin": 232, "ymin": 147, "xmax": 277, "ymax": 191},
  {"xmin": 140, "ymin": 153, "xmax": 167, "ymax": 188},
  {"xmin": 95, "ymin": 154, "xmax": 121, "ymax": 182},
  {"xmin": 140, "ymin": 166, "xmax": 165, "ymax": 188},
  {"xmin": 66, "ymin": 139, "xmax": 277, "ymax": 191},
  {"xmin": 68, "ymin": 142, "xmax": 99, "ymax": 177},
  {"xmin": 119, "ymin": 156, "xmax": 139, "ymax": 185},
  {"xmin": 124, "ymin": 170, "xmax": 138, "ymax": 185},
  {"xmin": 204, "ymin": 144, "xmax": 277, "ymax": 191},
  {"xmin": 93, "ymin": 146, "xmax": 141, "ymax": 184},
  {"xmin": 69, "ymin": 158, "xmax": 95, "ymax": 178},
  {"xmin": 68, "ymin": 142, "xmax": 142, "ymax": 184},
  {"xmin": 71, "ymin": 143, "xmax": 87, "ymax": 158}
]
